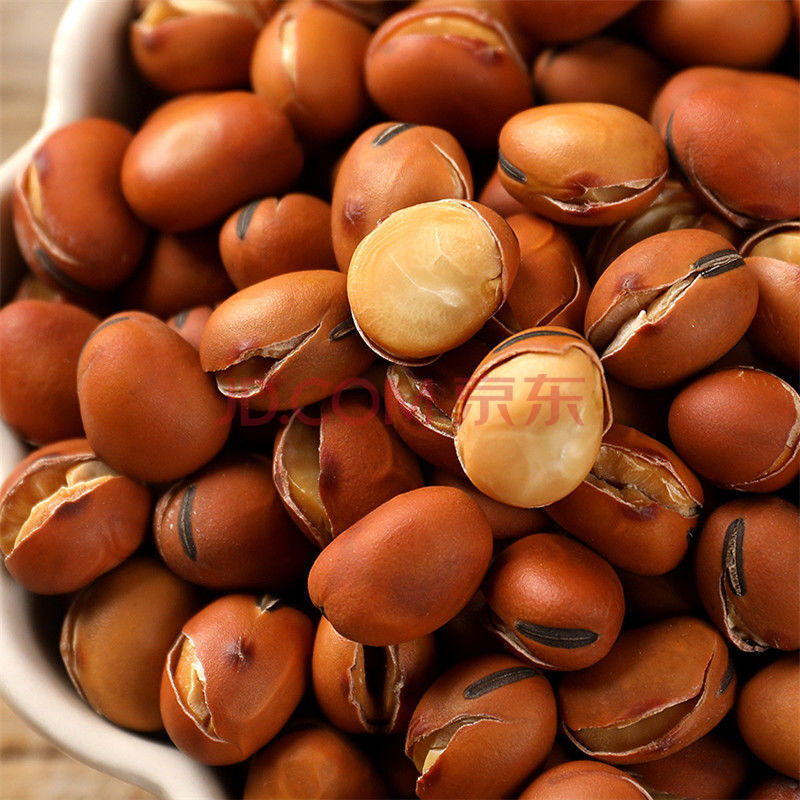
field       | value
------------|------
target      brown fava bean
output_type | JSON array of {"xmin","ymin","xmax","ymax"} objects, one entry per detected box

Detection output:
[
  {"xmin": 477, "ymin": 170, "xmax": 527, "ymax": 219},
  {"xmin": 331, "ymin": 122, "xmax": 472, "ymax": 272},
  {"xmin": 498, "ymin": 103, "xmax": 667, "ymax": 226},
  {"xmin": 0, "ymin": 300, "xmax": 99, "ymax": 445},
  {"xmin": 738, "ymin": 655, "xmax": 800, "ymax": 779},
  {"xmin": 273, "ymin": 389, "xmax": 423, "ymax": 548},
  {"xmin": 160, "ymin": 594, "xmax": 313, "ymax": 765},
  {"xmin": 584, "ymin": 229, "xmax": 758, "ymax": 388},
  {"xmin": 405, "ymin": 653, "xmax": 557, "ymax": 798},
  {"xmin": 668, "ymin": 367, "xmax": 800, "ymax": 492},
  {"xmin": 483, "ymin": 533, "xmax": 625, "ymax": 670},
  {"xmin": 167, "ymin": 305, "xmax": 212, "ymax": 350},
  {"xmin": 200, "ymin": 270, "xmax": 374, "ymax": 411},
  {"xmin": 250, "ymin": 2, "xmax": 371, "ymax": 141},
  {"xmin": 219, "ymin": 194, "xmax": 336, "ymax": 290},
  {"xmin": 244, "ymin": 722, "xmax": 388, "ymax": 800},
  {"xmin": 60, "ymin": 558, "xmax": 199, "ymax": 731},
  {"xmin": 307, "ymin": 486, "xmax": 493, "ymax": 646},
  {"xmin": 77, "ymin": 311, "xmax": 231, "ymax": 483},
  {"xmin": 347, "ymin": 200, "xmax": 519, "ymax": 364},
  {"xmin": 365, "ymin": 7, "xmax": 531, "ymax": 150},
  {"xmin": 519, "ymin": 760, "xmax": 653, "ymax": 800},
  {"xmin": 154, "ymin": 452, "xmax": 312, "ymax": 591},
  {"xmin": 547, "ymin": 423, "xmax": 703, "ymax": 576},
  {"xmin": 12, "ymin": 118, "xmax": 147, "ymax": 294},
  {"xmin": 694, "ymin": 496, "xmax": 800, "ymax": 652},
  {"xmin": 130, "ymin": 0, "xmax": 273, "ymax": 94},
  {"xmin": 559, "ymin": 617, "xmax": 736, "ymax": 764},
  {"xmin": 742, "ymin": 221, "xmax": 800, "ymax": 263},
  {"xmin": 0, "ymin": 439, "xmax": 149, "ymax": 594},
  {"xmin": 121, "ymin": 91, "xmax": 303, "ymax": 232},
  {"xmin": 312, "ymin": 616, "xmax": 436, "ymax": 735},
  {"xmin": 453, "ymin": 327, "xmax": 611, "ymax": 509}
]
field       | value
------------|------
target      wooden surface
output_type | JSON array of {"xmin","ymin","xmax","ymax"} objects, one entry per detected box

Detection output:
[{"xmin": 0, "ymin": 3, "xmax": 155, "ymax": 798}]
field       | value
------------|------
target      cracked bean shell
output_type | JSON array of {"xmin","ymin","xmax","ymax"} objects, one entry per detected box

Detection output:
[
  {"xmin": 77, "ymin": 311, "xmax": 231, "ymax": 483},
  {"xmin": 307, "ymin": 486, "xmax": 493, "ymax": 646},
  {"xmin": 121, "ymin": 91, "xmax": 303, "ymax": 232}
]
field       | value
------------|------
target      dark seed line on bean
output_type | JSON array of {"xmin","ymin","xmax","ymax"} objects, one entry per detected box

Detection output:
[
  {"xmin": 723, "ymin": 517, "xmax": 747, "ymax": 597},
  {"xmin": 694, "ymin": 249, "xmax": 745, "ymax": 278},
  {"xmin": 236, "ymin": 200, "xmax": 260, "ymax": 240},
  {"xmin": 515, "ymin": 620, "xmax": 599, "ymax": 649},
  {"xmin": 178, "ymin": 484, "xmax": 198, "ymax": 562},
  {"xmin": 372, "ymin": 122, "xmax": 416, "ymax": 146},
  {"xmin": 329, "ymin": 318, "xmax": 357, "ymax": 341},
  {"xmin": 463, "ymin": 666, "xmax": 541, "ymax": 699},
  {"xmin": 497, "ymin": 150, "xmax": 527, "ymax": 184}
]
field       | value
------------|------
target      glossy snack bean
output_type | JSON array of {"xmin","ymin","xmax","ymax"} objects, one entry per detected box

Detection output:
[
  {"xmin": 312, "ymin": 616, "xmax": 436, "ymax": 735},
  {"xmin": 244, "ymin": 722, "xmax": 388, "ymax": 800},
  {"xmin": 0, "ymin": 299, "xmax": 99, "ymax": 445},
  {"xmin": 453, "ymin": 327, "xmax": 611, "ymax": 509},
  {"xmin": 519, "ymin": 761, "xmax": 653, "ymax": 800},
  {"xmin": 154, "ymin": 452, "xmax": 312, "ymax": 591},
  {"xmin": 12, "ymin": 118, "xmax": 147, "ymax": 294},
  {"xmin": 365, "ymin": 7, "xmax": 531, "ymax": 149},
  {"xmin": 307, "ymin": 486, "xmax": 493, "ymax": 646},
  {"xmin": 130, "ymin": 0, "xmax": 272, "ymax": 94},
  {"xmin": 250, "ymin": 1, "xmax": 371, "ymax": 141},
  {"xmin": 331, "ymin": 121, "xmax": 472, "ymax": 272},
  {"xmin": 668, "ymin": 367, "xmax": 800, "ymax": 492},
  {"xmin": 219, "ymin": 194, "xmax": 336, "ymax": 290},
  {"xmin": 200, "ymin": 270, "xmax": 374, "ymax": 411},
  {"xmin": 559, "ymin": 617, "xmax": 736, "ymax": 764},
  {"xmin": 694, "ymin": 497, "xmax": 800, "ymax": 652},
  {"xmin": 584, "ymin": 229, "xmax": 758, "ymax": 388},
  {"xmin": 547, "ymin": 423, "xmax": 703, "ymax": 576},
  {"xmin": 77, "ymin": 311, "xmax": 231, "ymax": 483},
  {"xmin": 738, "ymin": 655, "xmax": 800, "ymax": 779},
  {"xmin": 160, "ymin": 594, "xmax": 313, "ymax": 765},
  {"xmin": 498, "ymin": 103, "xmax": 667, "ymax": 226},
  {"xmin": 273, "ymin": 389, "xmax": 423, "ymax": 548},
  {"xmin": 347, "ymin": 200, "xmax": 519, "ymax": 363},
  {"xmin": 502, "ymin": 0, "xmax": 640, "ymax": 42},
  {"xmin": 405, "ymin": 653, "xmax": 557, "ymax": 798},
  {"xmin": 0, "ymin": 439, "xmax": 149, "ymax": 594},
  {"xmin": 60, "ymin": 558, "xmax": 199, "ymax": 731},
  {"xmin": 121, "ymin": 91, "xmax": 303, "ymax": 232},
  {"xmin": 483, "ymin": 533, "xmax": 625, "ymax": 670}
]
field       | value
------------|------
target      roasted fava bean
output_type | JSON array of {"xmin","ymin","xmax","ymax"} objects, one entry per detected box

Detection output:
[
  {"xmin": 498, "ymin": 103, "xmax": 668, "ymax": 226},
  {"xmin": 273, "ymin": 389, "xmax": 423, "ymax": 548},
  {"xmin": 130, "ymin": 0, "xmax": 273, "ymax": 94},
  {"xmin": 60, "ymin": 558, "xmax": 199, "ymax": 731},
  {"xmin": 219, "ymin": 194, "xmax": 336, "ymax": 290},
  {"xmin": 365, "ymin": 7, "xmax": 531, "ymax": 149},
  {"xmin": 167, "ymin": 305, "xmax": 212, "ymax": 350},
  {"xmin": 0, "ymin": 300, "xmax": 99, "ymax": 445},
  {"xmin": 244, "ymin": 722, "xmax": 388, "ymax": 800},
  {"xmin": 200, "ymin": 270, "xmax": 374, "ymax": 411},
  {"xmin": 160, "ymin": 594, "xmax": 313, "ymax": 765},
  {"xmin": 312, "ymin": 616, "xmax": 436, "ymax": 735},
  {"xmin": 307, "ymin": 486, "xmax": 493, "ymax": 646},
  {"xmin": 78, "ymin": 311, "xmax": 230, "ymax": 483},
  {"xmin": 0, "ymin": 439, "xmax": 149, "ymax": 594},
  {"xmin": 12, "ymin": 118, "xmax": 147, "ymax": 294},
  {"xmin": 738, "ymin": 655, "xmax": 800, "ymax": 779},
  {"xmin": 453, "ymin": 327, "xmax": 611, "ymax": 509},
  {"xmin": 154, "ymin": 452, "xmax": 312, "ymax": 591},
  {"xmin": 250, "ymin": 1, "xmax": 371, "ymax": 141},
  {"xmin": 405, "ymin": 653, "xmax": 557, "ymax": 798},
  {"xmin": 547, "ymin": 423, "xmax": 703, "ymax": 576},
  {"xmin": 121, "ymin": 91, "xmax": 303, "ymax": 232},
  {"xmin": 584, "ymin": 229, "xmax": 758, "ymax": 388},
  {"xmin": 347, "ymin": 200, "xmax": 519, "ymax": 364},
  {"xmin": 559, "ymin": 617, "xmax": 736, "ymax": 764},
  {"xmin": 483, "ymin": 533, "xmax": 625, "ymax": 670},
  {"xmin": 668, "ymin": 367, "xmax": 800, "ymax": 492},
  {"xmin": 694, "ymin": 497, "xmax": 800, "ymax": 652},
  {"xmin": 331, "ymin": 122, "xmax": 472, "ymax": 273},
  {"xmin": 519, "ymin": 760, "xmax": 653, "ymax": 800}
]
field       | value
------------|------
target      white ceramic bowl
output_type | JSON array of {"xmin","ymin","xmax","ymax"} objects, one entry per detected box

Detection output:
[{"xmin": 0, "ymin": 2, "xmax": 228, "ymax": 797}]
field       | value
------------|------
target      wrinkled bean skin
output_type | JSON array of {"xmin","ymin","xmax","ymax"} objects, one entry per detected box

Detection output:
[
  {"xmin": 121, "ymin": 91, "xmax": 303, "ymax": 232},
  {"xmin": 519, "ymin": 760, "xmax": 653, "ymax": 800},
  {"xmin": 60, "ymin": 558, "xmax": 199, "ymax": 731},
  {"xmin": 77, "ymin": 311, "xmax": 231, "ymax": 483},
  {"xmin": 307, "ymin": 486, "xmax": 493, "ymax": 646}
]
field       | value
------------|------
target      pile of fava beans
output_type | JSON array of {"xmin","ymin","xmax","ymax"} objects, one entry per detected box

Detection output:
[{"xmin": 1, "ymin": 1, "xmax": 799, "ymax": 798}]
